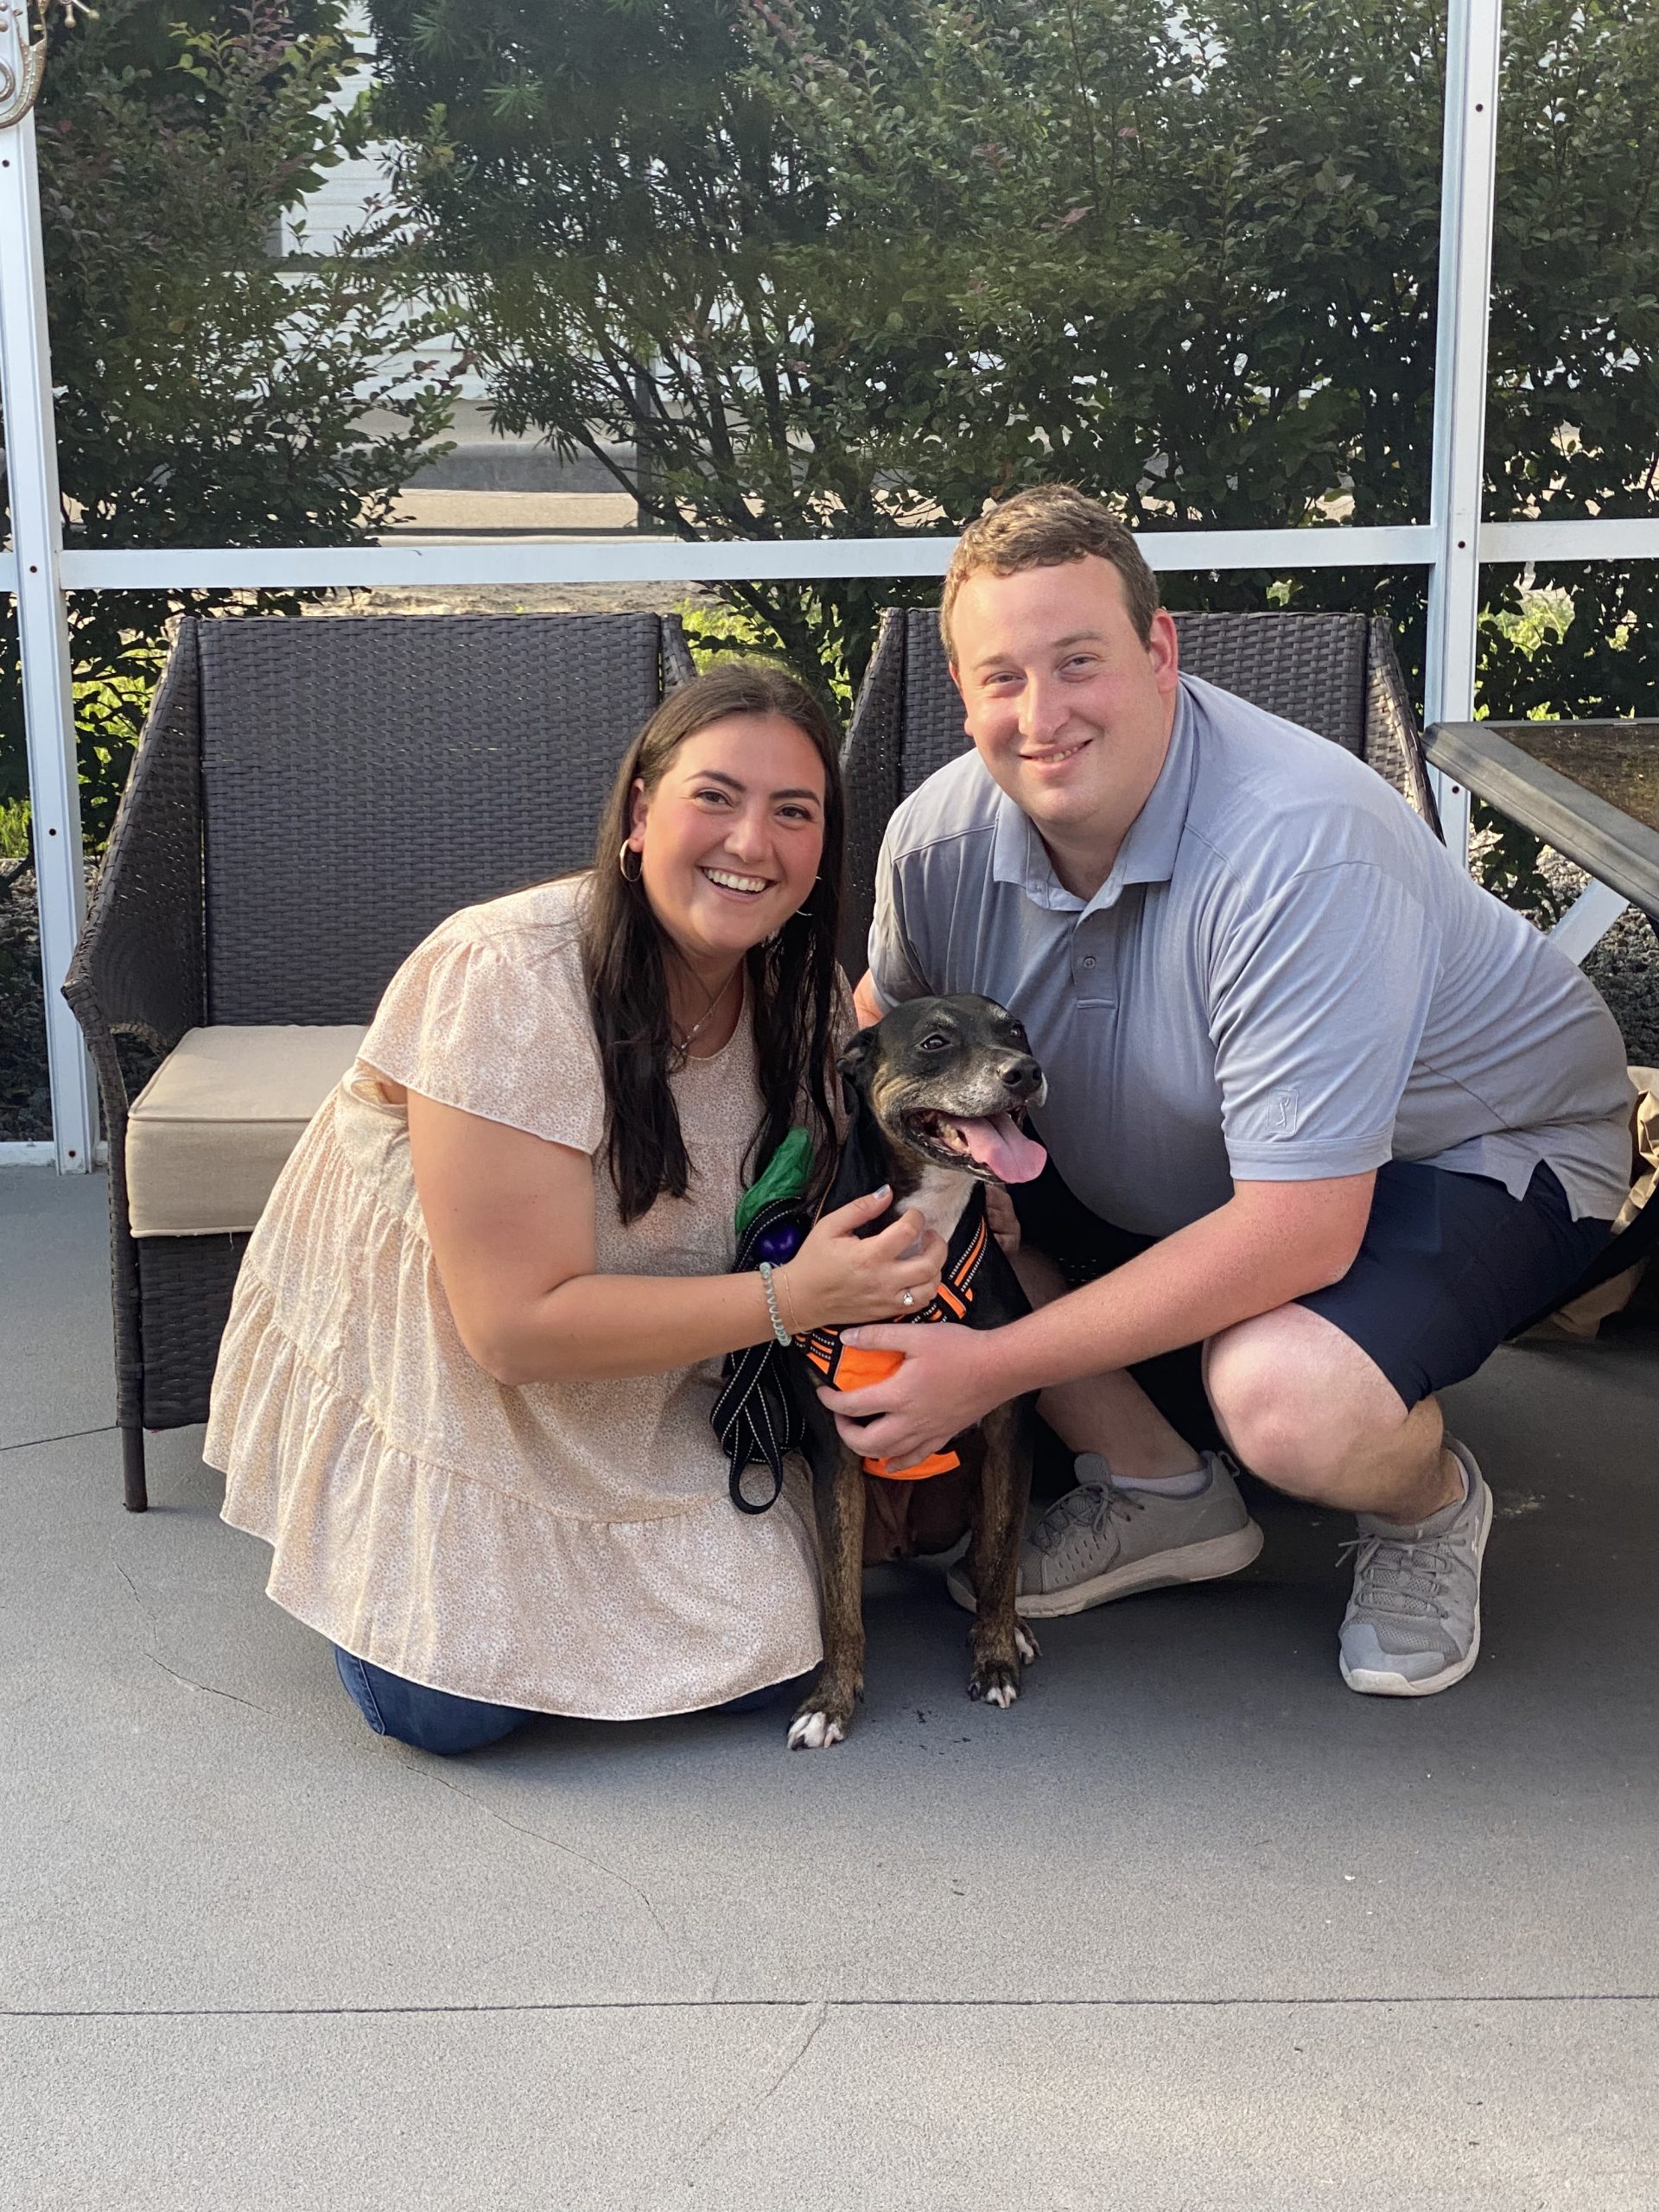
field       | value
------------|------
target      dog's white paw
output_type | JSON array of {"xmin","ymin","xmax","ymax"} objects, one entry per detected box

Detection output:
[
  {"xmin": 1014, "ymin": 1622, "xmax": 1040, "ymax": 1664},
  {"xmin": 982, "ymin": 1679, "xmax": 1019, "ymax": 1709},
  {"xmin": 787, "ymin": 1710, "xmax": 845, "ymax": 1750}
]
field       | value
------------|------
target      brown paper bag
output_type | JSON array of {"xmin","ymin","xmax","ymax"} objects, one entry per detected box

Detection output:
[{"xmin": 1534, "ymin": 1065, "xmax": 1659, "ymax": 1340}]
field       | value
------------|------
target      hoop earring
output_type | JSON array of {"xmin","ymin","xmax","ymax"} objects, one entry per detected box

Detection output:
[{"xmin": 619, "ymin": 842, "xmax": 643, "ymax": 884}]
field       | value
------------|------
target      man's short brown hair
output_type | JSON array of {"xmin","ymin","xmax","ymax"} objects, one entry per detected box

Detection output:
[{"xmin": 939, "ymin": 485, "xmax": 1161, "ymax": 665}]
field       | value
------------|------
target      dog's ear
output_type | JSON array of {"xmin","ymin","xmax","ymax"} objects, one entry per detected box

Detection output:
[{"xmin": 836, "ymin": 1026, "xmax": 880, "ymax": 1080}]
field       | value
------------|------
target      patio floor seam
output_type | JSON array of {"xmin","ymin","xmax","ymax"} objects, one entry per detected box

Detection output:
[
  {"xmin": 7, "ymin": 1993, "xmax": 1657, "ymax": 2021},
  {"xmin": 0, "ymin": 1421, "xmax": 116, "ymax": 1455}
]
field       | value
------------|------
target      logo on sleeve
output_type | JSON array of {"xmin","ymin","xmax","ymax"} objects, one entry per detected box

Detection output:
[{"xmin": 1272, "ymin": 1089, "xmax": 1299, "ymax": 1134}]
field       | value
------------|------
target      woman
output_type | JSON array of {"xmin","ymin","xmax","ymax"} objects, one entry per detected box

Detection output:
[{"xmin": 205, "ymin": 664, "xmax": 946, "ymax": 1753}]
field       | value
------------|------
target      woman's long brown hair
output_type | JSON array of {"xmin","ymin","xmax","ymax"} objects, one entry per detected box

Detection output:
[{"xmin": 582, "ymin": 663, "xmax": 846, "ymax": 1224}]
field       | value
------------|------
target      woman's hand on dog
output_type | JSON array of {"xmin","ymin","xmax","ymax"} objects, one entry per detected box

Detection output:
[
  {"xmin": 781, "ymin": 1187, "xmax": 945, "ymax": 1333},
  {"xmin": 814, "ymin": 1319, "xmax": 995, "ymax": 1466}
]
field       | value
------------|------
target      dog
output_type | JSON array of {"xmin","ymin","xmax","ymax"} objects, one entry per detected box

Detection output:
[{"xmin": 785, "ymin": 993, "xmax": 1049, "ymax": 1749}]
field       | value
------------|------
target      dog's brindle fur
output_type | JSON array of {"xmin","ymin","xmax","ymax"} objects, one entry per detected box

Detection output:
[{"xmin": 785, "ymin": 995, "xmax": 1046, "ymax": 1749}]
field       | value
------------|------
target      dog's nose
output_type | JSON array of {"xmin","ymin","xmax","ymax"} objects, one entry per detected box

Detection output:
[{"xmin": 1000, "ymin": 1056, "xmax": 1042, "ymax": 1095}]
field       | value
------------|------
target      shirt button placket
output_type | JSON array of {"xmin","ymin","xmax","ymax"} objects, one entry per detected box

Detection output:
[{"xmin": 1073, "ymin": 925, "xmax": 1112, "ymax": 1006}]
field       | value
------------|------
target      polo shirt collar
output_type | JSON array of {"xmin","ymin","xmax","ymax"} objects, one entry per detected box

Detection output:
[
  {"xmin": 988, "ymin": 683, "xmax": 1198, "ymax": 917},
  {"xmin": 990, "ymin": 780, "xmax": 1076, "ymax": 908}
]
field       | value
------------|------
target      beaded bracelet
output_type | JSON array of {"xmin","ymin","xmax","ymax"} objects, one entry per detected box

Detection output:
[{"xmin": 757, "ymin": 1261, "xmax": 792, "ymax": 1346}]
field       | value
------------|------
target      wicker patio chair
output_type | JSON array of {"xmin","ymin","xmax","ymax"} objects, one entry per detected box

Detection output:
[
  {"xmin": 64, "ymin": 611, "xmax": 695, "ymax": 1510},
  {"xmin": 838, "ymin": 608, "xmax": 1440, "ymax": 973}
]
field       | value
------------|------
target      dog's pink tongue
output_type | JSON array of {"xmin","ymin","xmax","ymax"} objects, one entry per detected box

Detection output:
[{"xmin": 956, "ymin": 1113, "xmax": 1047, "ymax": 1185}]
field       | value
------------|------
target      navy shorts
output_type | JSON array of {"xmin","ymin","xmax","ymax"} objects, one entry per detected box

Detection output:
[{"xmin": 1012, "ymin": 1157, "xmax": 1615, "ymax": 1438}]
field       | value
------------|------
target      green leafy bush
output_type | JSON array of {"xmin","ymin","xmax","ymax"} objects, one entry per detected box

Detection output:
[
  {"xmin": 365, "ymin": 0, "xmax": 1659, "ymax": 730},
  {"xmin": 677, "ymin": 594, "xmax": 857, "ymax": 715},
  {"xmin": 0, "ymin": 0, "xmax": 454, "ymax": 849}
]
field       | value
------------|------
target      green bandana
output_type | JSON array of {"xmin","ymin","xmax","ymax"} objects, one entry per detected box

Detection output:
[{"xmin": 734, "ymin": 1125, "xmax": 814, "ymax": 1240}]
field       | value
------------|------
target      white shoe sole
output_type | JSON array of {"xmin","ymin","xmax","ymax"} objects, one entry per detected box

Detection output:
[
  {"xmin": 1338, "ymin": 1474, "xmax": 1493, "ymax": 1698},
  {"xmin": 946, "ymin": 1521, "xmax": 1265, "ymax": 1619}
]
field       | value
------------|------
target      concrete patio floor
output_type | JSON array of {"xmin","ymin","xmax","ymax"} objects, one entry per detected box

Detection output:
[{"xmin": 2, "ymin": 1164, "xmax": 1656, "ymax": 2209}]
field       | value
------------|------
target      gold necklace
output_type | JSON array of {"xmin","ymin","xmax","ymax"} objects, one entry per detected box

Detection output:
[{"xmin": 669, "ymin": 967, "xmax": 741, "ymax": 1071}]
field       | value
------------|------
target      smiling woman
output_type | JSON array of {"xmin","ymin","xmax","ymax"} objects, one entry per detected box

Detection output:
[
  {"xmin": 203, "ymin": 663, "xmax": 947, "ymax": 1756},
  {"xmin": 596, "ymin": 672, "xmax": 842, "ymax": 1219}
]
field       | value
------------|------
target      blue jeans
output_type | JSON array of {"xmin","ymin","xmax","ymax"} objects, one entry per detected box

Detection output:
[{"xmin": 334, "ymin": 1645, "xmax": 803, "ymax": 1756}]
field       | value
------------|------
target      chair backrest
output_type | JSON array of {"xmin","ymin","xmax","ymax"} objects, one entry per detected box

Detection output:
[
  {"xmin": 198, "ymin": 613, "xmax": 686, "ymax": 1023},
  {"xmin": 891, "ymin": 607, "xmax": 1371, "ymax": 799}
]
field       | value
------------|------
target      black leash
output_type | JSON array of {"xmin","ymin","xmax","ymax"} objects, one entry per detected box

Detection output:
[{"xmin": 712, "ymin": 1192, "xmax": 813, "ymax": 1515}]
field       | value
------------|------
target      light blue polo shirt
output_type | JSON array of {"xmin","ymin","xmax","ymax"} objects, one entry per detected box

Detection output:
[{"xmin": 868, "ymin": 676, "xmax": 1633, "ymax": 1237}]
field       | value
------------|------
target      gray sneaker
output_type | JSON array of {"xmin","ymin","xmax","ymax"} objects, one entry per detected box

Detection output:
[
  {"xmin": 946, "ymin": 1452, "xmax": 1263, "ymax": 1619},
  {"xmin": 1338, "ymin": 1438, "xmax": 1492, "ymax": 1697}
]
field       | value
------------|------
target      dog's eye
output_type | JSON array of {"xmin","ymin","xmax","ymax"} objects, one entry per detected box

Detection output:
[{"xmin": 918, "ymin": 1033, "xmax": 952, "ymax": 1052}]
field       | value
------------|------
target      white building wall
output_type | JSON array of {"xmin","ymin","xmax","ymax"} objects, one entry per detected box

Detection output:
[{"xmin": 280, "ymin": 8, "xmax": 486, "ymax": 403}]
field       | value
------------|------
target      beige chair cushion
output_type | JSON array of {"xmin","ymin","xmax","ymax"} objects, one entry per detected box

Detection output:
[{"xmin": 126, "ymin": 1025, "xmax": 366, "ymax": 1237}]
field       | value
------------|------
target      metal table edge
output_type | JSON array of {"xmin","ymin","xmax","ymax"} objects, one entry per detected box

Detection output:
[{"xmin": 1426, "ymin": 721, "xmax": 1659, "ymax": 918}]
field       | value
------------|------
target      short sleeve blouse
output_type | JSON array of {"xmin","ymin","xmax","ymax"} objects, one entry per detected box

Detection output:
[{"xmin": 205, "ymin": 877, "xmax": 822, "ymax": 1718}]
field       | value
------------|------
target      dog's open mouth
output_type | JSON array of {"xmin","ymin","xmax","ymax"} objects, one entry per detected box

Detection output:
[{"xmin": 901, "ymin": 1107, "xmax": 1047, "ymax": 1185}]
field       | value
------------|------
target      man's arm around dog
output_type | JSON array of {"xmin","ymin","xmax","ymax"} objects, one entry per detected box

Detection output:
[{"xmin": 818, "ymin": 1127, "xmax": 1375, "ymax": 1468}]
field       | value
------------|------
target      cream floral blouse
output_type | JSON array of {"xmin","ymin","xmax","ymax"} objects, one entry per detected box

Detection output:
[{"xmin": 205, "ymin": 876, "xmax": 822, "ymax": 1719}]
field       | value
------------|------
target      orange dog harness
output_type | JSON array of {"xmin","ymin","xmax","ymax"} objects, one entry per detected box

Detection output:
[
  {"xmin": 793, "ymin": 1205, "xmax": 989, "ymax": 1479},
  {"xmin": 715, "ymin": 1090, "xmax": 1018, "ymax": 1516}
]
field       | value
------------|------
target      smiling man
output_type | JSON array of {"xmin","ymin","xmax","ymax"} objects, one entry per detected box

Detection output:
[{"xmin": 826, "ymin": 484, "xmax": 1632, "ymax": 1696}]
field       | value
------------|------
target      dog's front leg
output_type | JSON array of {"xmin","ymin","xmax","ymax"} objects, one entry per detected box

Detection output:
[
  {"xmin": 965, "ymin": 1396, "xmax": 1039, "ymax": 1707},
  {"xmin": 789, "ymin": 1442, "xmax": 867, "ymax": 1750}
]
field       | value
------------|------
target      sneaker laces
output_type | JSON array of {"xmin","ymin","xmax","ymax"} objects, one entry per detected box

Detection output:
[
  {"xmin": 1337, "ymin": 1531, "xmax": 1450, "ymax": 1620},
  {"xmin": 1031, "ymin": 1480, "xmax": 1141, "ymax": 1558}
]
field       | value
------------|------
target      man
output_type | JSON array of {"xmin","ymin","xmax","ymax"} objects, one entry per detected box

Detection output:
[{"xmin": 823, "ymin": 485, "xmax": 1630, "ymax": 1696}]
